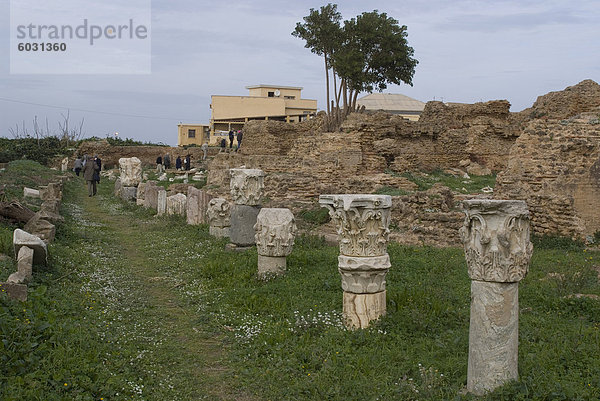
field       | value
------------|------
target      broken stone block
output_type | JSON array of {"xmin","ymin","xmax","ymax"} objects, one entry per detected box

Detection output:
[
  {"xmin": 230, "ymin": 168, "xmax": 265, "ymax": 206},
  {"xmin": 118, "ymin": 157, "xmax": 142, "ymax": 187},
  {"xmin": 39, "ymin": 182, "xmax": 62, "ymax": 201},
  {"xmin": 40, "ymin": 200, "xmax": 61, "ymax": 215},
  {"xmin": 166, "ymin": 193, "xmax": 187, "ymax": 216},
  {"xmin": 207, "ymin": 198, "xmax": 231, "ymax": 238},
  {"xmin": 13, "ymin": 229, "xmax": 47, "ymax": 267},
  {"xmin": 24, "ymin": 215, "xmax": 56, "ymax": 244},
  {"xmin": 186, "ymin": 187, "xmax": 212, "ymax": 225},
  {"xmin": 23, "ymin": 188, "xmax": 40, "ymax": 198},
  {"xmin": 114, "ymin": 178, "xmax": 123, "ymax": 197},
  {"xmin": 230, "ymin": 204, "xmax": 261, "ymax": 247},
  {"xmin": 8, "ymin": 246, "xmax": 33, "ymax": 284},
  {"xmin": 0, "ymin": 282, "xmax": 27, "ymax": 301},
  {"xmin": 157, "ymin": 189, "xmax": 167, "ymax": 216},
  {"xmin": 119, "ymin": 186, "xmax": 137, "ymax": 202},
  {"xmin": 144, "ymin": 184, "xmax": 159, "ymax": 209}
]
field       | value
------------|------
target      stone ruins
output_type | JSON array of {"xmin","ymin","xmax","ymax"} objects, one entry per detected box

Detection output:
[
  {"xmin": 319, "ymin": 194, "xmax": 392, "ymax": 329},
  {"xmin": 207, "ymin": 198, "xmax": 231, "ymax": 238},
  {"xmin": 254, "ymin": 208, "xmax": 296, "ymax": 279},
  {"xmin": 228, "ymin": 168, "xmax": 265, "ymax": 249},
  {"xmin": 459, "ymin": 199, "xmax": 533, "ymax": 395}
]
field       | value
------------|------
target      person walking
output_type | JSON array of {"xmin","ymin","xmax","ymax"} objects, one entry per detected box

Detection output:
[
  {"xmin": 94, "ymin": 155, "xmax": 102, "ymax": 184},
  {"xmin": 201, "ymin": 143, "xmax": 208, "ymax": 160},
  {"xmin": 156, "ymin": 155, "xmax": 163, "ymax": 173},
  {"xmin": 185, "ymin": 155, "xmax": 191, "ymax": 171},
  {"xmin": 175, "ymin": 156, "xmax": 182, "ymax": 171},
  {"xmin": 164, "ymin": 153, "xmax": 171, "ymax": 170},
  {"xmin": 228, "ymin": 129, "xmax": 234, "ymax": 149},
  {"xmin": 236, "ymin": 130, "xmax": 243, "ymax": 151},
  {"xmin": 73, "ymin": 156, "xmax": 83, "ymax": 176},
  {"xmin": 83, "ymin": 154, "xmax": 100, "ymax": 196}
]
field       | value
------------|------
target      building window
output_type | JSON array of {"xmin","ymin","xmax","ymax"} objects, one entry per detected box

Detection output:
[
  {"xmin": 188, "ymin": 129, "xmax": 196, "ymax": 138},
  {"xmin": 268, "ymin": 91, "xmax": 275, "ymax": 97},
  {"xmin": 284, "ymin": 96, "xmax": 296, "ymax": 100}
]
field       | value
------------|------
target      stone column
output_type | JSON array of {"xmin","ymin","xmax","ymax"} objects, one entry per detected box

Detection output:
[
  {"xmin": 187, "ymin": 187, "xmax": 213, "ymax": 225},
  {"xmin": 319, "ymin": 194, "xmax": 392, "ymax": 329},
  {"xmin": 229, "ymin": 168, "xmax": 264, "ymax": 248},
  {"xmin": 459, "ymin": 200, "xmax": 533, "ymax": 396},
  {"xmin": 167, "ymin": 193, "xmax": 187, "ymax": 217},
  {"xmin": 207, "ymin": 198, "xmax": 231, "ymax": 237},
  {"xmin": 157, "ymin": 189, "xmax": 167, "ymax": 216},
  {"xmin": 254, "ymin": 208, "xmax": 296, "ymax": 279}
]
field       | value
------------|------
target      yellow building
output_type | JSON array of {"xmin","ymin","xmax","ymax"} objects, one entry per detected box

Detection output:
[
  {"xmin": 177, "ymin": 124, "xmax": 210, "ymax": 146},
  {"xmin": 177, "ymin": 85, "xmax": 317, "ymax": 147},
  {"xmin": 210, "ymin": 84, "xmax": 317, "ymax": 137}
]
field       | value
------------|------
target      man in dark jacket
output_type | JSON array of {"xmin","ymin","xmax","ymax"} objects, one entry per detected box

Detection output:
[
  {"xmin": 228, "ymin": 130, "xmax": 234, "ymax": 148},
  {"xmin": 236, "ymin": 130, "xmax": 243, "ymax": 151},
  {"xmin": 185, "ymin": 155, "xmax": 191, "ymax": 170},
  {"xmin": 83, "ymin": 156, "xmax": 100, "ymax": 196},
  {"xmin": 94, "ymin": 155, "xmax": 102, "ymax": 183},
  {"xmin": 175, "ymin": 156, "xmax": 182, "ymax": 170}
]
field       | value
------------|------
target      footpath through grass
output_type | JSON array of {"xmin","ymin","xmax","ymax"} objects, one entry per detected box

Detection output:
[{"xmin": 0, "ymin": 162, "xmax": 599, "ymax": 400}]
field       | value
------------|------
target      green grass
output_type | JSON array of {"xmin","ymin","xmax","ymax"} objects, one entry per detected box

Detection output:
[
  {"xmin": 0, "ymin": 164, "xmax": 599, "ymax": 400},
  {"xmin": 390, "ymin": 169, "xmax": 496, "ymax": 194},
  {"xmin": 0, "ymin": 160, "xmax": 64, "ymax": 203}
]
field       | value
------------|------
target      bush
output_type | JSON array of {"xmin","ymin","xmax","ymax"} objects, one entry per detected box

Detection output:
[{"xmin": 0, "ymin": 137, "xmax": 69, "ymax": 165}]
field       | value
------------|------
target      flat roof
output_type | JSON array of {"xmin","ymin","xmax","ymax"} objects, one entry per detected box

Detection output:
[{"xmin": 245, "ymin": 84, "xmax": 303, "ymax": 90}]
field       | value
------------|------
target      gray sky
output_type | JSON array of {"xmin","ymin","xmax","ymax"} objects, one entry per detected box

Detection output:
[{"xmin": 1, "ymin": 0, "xmax": 598, "ymax": 146}]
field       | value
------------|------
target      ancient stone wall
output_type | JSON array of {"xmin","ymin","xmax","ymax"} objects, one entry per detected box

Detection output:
[{"xmin": 495, "ymin": 110, "xmax": 600, "ymax": 239}]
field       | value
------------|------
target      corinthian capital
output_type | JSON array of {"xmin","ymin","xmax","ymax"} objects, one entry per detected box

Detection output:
[
  {"xmin": 319, "ymin": 194, "xmax": 392, "ymax": 257},
  {"xmin": 230, "ymin": 168, "xmax": 265, "ymax": 206},
  {"xmin": 207, "ymin": 198, "xmax": 231, "ymax": 228},
  {"xmin": 460, "ymin": 200, "xmax": 533, "ymax": 283},
  {"xmin": 254, "ymin": 208, "xmax": 296, "ymax": 257}
]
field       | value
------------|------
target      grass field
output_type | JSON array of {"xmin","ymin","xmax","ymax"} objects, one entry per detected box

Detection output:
[{"xmin": 0, "ymin": 161, "xmax": 599, "ymax": 400}]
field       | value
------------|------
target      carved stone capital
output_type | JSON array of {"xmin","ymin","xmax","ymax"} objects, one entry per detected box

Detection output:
[
  {"xmin": 460, "ymin": 200, "xmax": 533, "ymax": 283},
  {"xmin": 338, "ymin": 254, "xmax": 390, "ymax": 294},
  {"xmin": 230, "ymin": 168, "xmax": 265, "ymax": 206},
  {"xmin": 207, "ymin": 198, "xmax": 231, "ymax": 228},
  {"xmin": 254, "ymin": 208, "xmax": 296, "ymax": 257},
  {"xmin": 319, "ymin": 194, "xmax": 392, "ymax": 257}
]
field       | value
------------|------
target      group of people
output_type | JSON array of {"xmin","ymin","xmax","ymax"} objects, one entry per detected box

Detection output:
[
  {"xmin": 220, "ymin": 129, "xmax": 243, "ymax": 152},
  {"xmin": 157, "ymin": 154, "xmax": 191, "ymax": 172},
  {"xmin": 73, "ymin": 155, "xmax": 102, "ymax": 197}
]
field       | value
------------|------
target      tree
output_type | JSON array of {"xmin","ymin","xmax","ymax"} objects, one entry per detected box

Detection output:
[
  {"xmin": 292, "ymin": 3, "xmax": 342, "ymax": 116},
  {"xmin": 334, "ymin": 11, "xmax": 418, "ymax": 114},
  {"xmin": 293, "ymin": 5, "xmax": 418, "ymax": 129}
]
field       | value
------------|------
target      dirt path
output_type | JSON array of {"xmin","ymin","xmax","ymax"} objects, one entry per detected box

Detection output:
[{"xmin": 77, "ymin": 186, "xmax": 255, "ymax": 401}]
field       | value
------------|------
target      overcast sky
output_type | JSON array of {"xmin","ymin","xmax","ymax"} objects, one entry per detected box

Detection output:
[{"xmin": 1, "ymin": 0, "xmax": 598, "ymax": 146}]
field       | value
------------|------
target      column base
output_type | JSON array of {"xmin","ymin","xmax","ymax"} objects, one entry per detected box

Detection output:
[
  {"xmin": 209, "ymin": 226, "xmax": 230, "ymax": 238},
  {"xmin": 343, "ymin": 290, "xmax": 386, "ymax": 329},
  {"xmin": 257, "ymin": 255, "xmax": 286, "ymax": 279}
]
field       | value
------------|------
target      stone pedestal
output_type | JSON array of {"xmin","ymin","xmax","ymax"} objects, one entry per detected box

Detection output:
[
  {"xmin": 157, "ymin": 189, "xmax": 167, "ymax": 216},
  {"xmin": 118, "ymin": 157, "xmax": 142, "ymax": 187},
  {"xmin": 13, "ymin": 229, "xmax": 47, "ymax": 267},
  {"xmin": 207, "ymin": 198, "xmax": 231, "ymax": 238},
  {"xmin": 24, "ymin": 215, "xmax": 56, "ymax": 244},
  {"xmin": 187, "ymin": 187, "xmax": 213, "ymax": 225},
  {"xmin": 460, "ymin": 199, "xmax": 533, "ymax": 395},
  {"xmin": 230, "ymin": 205, "xmax": 261, "ymax": 246},
  {"xmin": 229, "ymin": 169, "xmax": 265, "ymax": 248},
  {"xmin": 254, "ymin": 208, "xmax": 296, "ymax": 279},
  {"xmin": 120, "ymin": 187, "xmax": 137, "ymax": 202},
  {"xmin": 23, "ymin": 188, "xmax": 40, "ymax": 198},
  {"xmin": 144, "ymin": 183, "xmax": 159, "ymax": 209},
  {"xmin": 167, "ymin": 193, "xmax": 187, "ymax": 216},
  {"xmin": 319, "ymin": 194, "xmax": 392, "ymax": 329}
]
